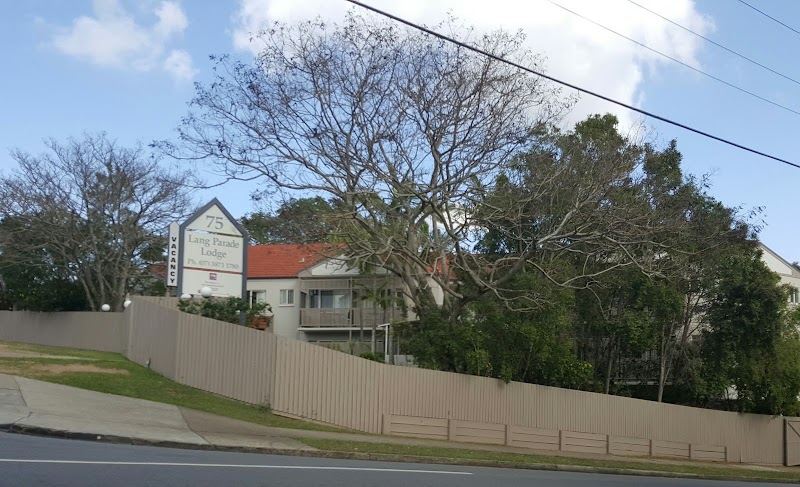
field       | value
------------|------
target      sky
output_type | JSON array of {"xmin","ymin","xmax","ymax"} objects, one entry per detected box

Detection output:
[{"xmin": 1, "ymin": 0, "xmax": 799, "ymax": 261}]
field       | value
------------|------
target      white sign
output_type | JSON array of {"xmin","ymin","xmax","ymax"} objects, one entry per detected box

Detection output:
[
  {"xmin": 166, "ymin": 222, "xmax": 180, "ymax": 287},
  {"xmin": 183, "ymin": 233, "xmax": 244, "ymax": 272},
  {"xmin": 184, "ymin": 205, "xmax": 243, "ymax": 236},
  {"xmin": 177, "ymin": 199, "xmax": 248, "ymax": 299},
  {"xmin": 181, "ymin": 268, "xmax": 243, "ymax": 297}
]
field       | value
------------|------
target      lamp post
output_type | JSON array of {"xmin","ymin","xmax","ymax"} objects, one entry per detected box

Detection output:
[{"xmin": 377, "ymin": 323, "xmax": 391, "ymax": 364}]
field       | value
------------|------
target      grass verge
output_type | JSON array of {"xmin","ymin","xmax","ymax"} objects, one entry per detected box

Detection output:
[
  {"xmin": 299, "ymin": 439, "xmax": 800, "ymax": 482},
  {"xmin": 0, "ymin": 341, "xmax": 343, "ymax": 433}
]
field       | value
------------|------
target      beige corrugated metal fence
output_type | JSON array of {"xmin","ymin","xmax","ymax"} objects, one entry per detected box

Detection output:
[
  {"xmin": 0, "ymin": 297, "xmax": 794, "ymax": 464},
  {"xmin": 270, "ymin": 332, "xmax": 790, "ymax": 464},
  {"xmin": 174, "ymin": 311, "xmax": 276, "ymax": 405},
  {"xmin": 0, "ymin": 310, "xmax": 126, "ymax": 352},
  {"xmin": 125, "ymin": 298, "xmax": 179, "ymax": 378}
]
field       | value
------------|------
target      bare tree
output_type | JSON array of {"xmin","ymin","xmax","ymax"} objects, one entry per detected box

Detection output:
[
  {"xmin": 0, "ymin": 133, "xmax": 193, "ymax": 311},
  {"xmin": 168, "ymin": 13, "xmax": 709, "ymax": 324}
]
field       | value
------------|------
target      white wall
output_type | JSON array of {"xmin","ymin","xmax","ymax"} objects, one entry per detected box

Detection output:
[
  {"xmin": 247, "ymin": 278, "xmax": 305, "ymax": 340},
  {"xmin": 760, "ymin": 244, "xmax": 800, "ymax": 300},
  {"xmin": 762, "ymin": 248, "xmax": 794, "ymax": 276}
]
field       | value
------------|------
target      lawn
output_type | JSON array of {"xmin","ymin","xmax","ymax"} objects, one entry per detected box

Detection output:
[
  {"xmin": 0, "ymin": 341, "xmax": 343, "ymax": 432},
  {"xmin": 299, "ymin": 438, "xmax": 800, "ymax": 482}
]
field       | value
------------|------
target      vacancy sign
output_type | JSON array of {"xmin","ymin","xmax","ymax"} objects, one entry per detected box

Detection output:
[
  {"xmin": 171, "ymin": 198, "xmax": 249, "ymax": 299},
  {"xmin": 166, "ymin": 222, "xmax": 180, "ymax": 287}
]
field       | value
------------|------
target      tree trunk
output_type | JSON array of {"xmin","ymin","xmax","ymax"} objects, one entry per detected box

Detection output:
[
  {"xmin": 657, "ymin": 356, "xmax": 667, "ymax": 402},
  {"xmin": 604, "ymin": 343, "xmax": 616, "ymax": 394}
]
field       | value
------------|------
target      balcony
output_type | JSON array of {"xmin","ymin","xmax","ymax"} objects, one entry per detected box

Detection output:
[{"xmin": 299, "ymin": 308, "xmax": 402, "ymax": 328}]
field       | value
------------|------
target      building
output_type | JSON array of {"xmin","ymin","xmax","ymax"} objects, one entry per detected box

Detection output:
[
  {"xmin": 759, "ymin": 243, "xmax": 800, "ymax": 304},
  {"xmin": 246, "ymin": 244, "xmax": 409, "ymax": 352}
]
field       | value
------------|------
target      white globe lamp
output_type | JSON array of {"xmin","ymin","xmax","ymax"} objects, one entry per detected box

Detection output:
[
  {"xmin": 180, "ymin": 293, "xmax": 192, "ymax": 299},
  {"xmin": 123, "ymin": 300, "xmax": 132, "ymax": 309},
  {"xmin": 101, "ymin": 304, "xmax": 111, "ymax": 312},
  {"xmin": 200, "ymin": 287, "xmax": 213, "ymax": 299}
]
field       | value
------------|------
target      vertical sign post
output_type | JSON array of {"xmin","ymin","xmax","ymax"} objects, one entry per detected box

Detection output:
[{"xmin": 165, "ymin": 222, "xmax": 180, "ymax": 289}]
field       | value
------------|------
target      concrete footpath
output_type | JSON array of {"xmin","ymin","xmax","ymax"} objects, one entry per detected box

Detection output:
[
  {"xmin": 1, "ymin": 373, "xmax": 798, "ymax": 481},
  {"xmin": 0, "ymin": 374, "xmax": 312, "ymax": 451}
]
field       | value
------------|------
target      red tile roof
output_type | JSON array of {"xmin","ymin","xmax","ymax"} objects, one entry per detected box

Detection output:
[{"xmin": 247, "ymin": 243, "xmax": 334, "ymax": 279}]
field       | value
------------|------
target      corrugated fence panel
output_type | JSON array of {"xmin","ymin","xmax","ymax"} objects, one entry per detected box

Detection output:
[
  {"xmin": 173, "ymin": 312, "xmax": 276, "ymax": 406},
  {"xmin": 126, "ymin": 298, "xmax": 178, "ymax": 378},
  {"xmin": 268, "ymin": 332, "xmax": 791, "ymax": 464},
  {"xmin": 0, "ymin": 310, "xmax": 126, "ymax": 353}
]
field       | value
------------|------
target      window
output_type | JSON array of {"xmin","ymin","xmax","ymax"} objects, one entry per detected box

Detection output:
[
  {"xmin": 308, "ymin": 289, "xmax": 351, "ymax": 309},
  {"xmin": 249, "ymin": 291, "xmax": 267, "ymax": 307},
  {"xmin": 280, "ymin": 289, "xmax": 295, "ymax": 306},
  {"xmin": 791, "ymin": 288, "xmax": 799, "ymax": 304}
]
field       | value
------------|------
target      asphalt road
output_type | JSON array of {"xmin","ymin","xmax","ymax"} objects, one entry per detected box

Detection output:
[{"xmin": 0, "ymin": 432, "xmax": 793, "ymax": 487}]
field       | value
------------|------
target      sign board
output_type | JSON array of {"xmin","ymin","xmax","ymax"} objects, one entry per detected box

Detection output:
[
  {"xmin": 165, "ymin": 222, "xmax": 180, "ymax": 287},
  {"xmin": 175, "ymin": 198, "xmax": 248, "ymax": 299}
]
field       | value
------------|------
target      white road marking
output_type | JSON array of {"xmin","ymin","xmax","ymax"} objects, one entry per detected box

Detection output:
[{"xmin": 0, "ymin": 459, "xmax": 472, "ymax": 475}]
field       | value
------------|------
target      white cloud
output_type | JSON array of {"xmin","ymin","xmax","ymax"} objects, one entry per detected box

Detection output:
[
  {"xmin": 51, "ymin": 0, "xmax": 195, "ymax": 82},
  {"xmin": 154, "ymin": 1, "xmax": 188, "ymax": 38},
  {"xmin": 163, "ymin": 49, "xmax": 197, "ymax": 82},
  {"xmin": 230, "ymin": 0, "xmax": 713, "ymax": 127}
]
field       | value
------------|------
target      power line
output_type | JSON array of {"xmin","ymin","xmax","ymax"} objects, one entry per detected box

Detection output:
[
  {"xmin": 543, "ymin": 0, "xmax": 800, "ymax": 118},
  {"xmin": 738, "ymin": 0, "xmax": 800, "ymax": 38},
  {"xmin": 626, "ymin": 0, "xmax": 800, "ymax": 87},
  {"xmin": 343, "ymin": 0, "xmax": 800, "ymax": 169}
]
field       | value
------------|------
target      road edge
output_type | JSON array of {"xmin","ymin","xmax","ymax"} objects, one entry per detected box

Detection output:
[{"xmin": 1, "ymin": 424, "xmax": 797, "ymax": 484}]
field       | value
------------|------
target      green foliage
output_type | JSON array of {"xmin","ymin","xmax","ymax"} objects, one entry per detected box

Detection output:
[
  {"xmin": 0, "ymin": 218, "xmax": 88, "ymax": 311},
  {"xmin": 575, "ymin": 269, "xmax": 683, "ymax": 393},
  {"xmin": 177, "ymin": 297, "xmax": 271, "ymax": 326},
  {"xmin": 241, "ymin": 197, "xmax": 337, "ymax": 244},
  {"xmin": 398, "ymin": 112, "xmax": 754, "ymax": 397},
  {"xmin": 696, "ymin": 249, "xmax": 800, "ymax": 415},
  {"xmin": 359, "ymin": 352, "xmax": 385, "ymax": 363},
  {"xmin": 401, "ymin": 272, "xmax": 591, "ymax": 388}
]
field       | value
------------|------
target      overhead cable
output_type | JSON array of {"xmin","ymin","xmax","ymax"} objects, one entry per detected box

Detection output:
[{"xmin": 344, "ymin": 0, "xmax": 800, "ymax": 169}]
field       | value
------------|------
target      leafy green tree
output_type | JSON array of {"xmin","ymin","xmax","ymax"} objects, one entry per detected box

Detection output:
[
  {"xmin": 0, "ymin": 218, "xmax": 88, "ymax": 311},
  {"xmin": 698, "ymin": 249, "xmax": 800, "ymax": 415},
  {"xmin": 0, "ymin": 255, "xmax": 87, "ymax": 312},
  {"xmin": 575, "ymin": 269, "xmax": 681, "ymax": 394},
  {"xmin": 242, "ymin": 197, "xmax": 337, "ymax": 245},
  {"xmin": 400, "ymin": 271, "xmax": 591, "ymax": 388}
]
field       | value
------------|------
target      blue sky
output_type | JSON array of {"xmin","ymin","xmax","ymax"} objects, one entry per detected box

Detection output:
[{"xmin": 1, "ymin": 0, "xmax": 799, "ymax": 261}]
